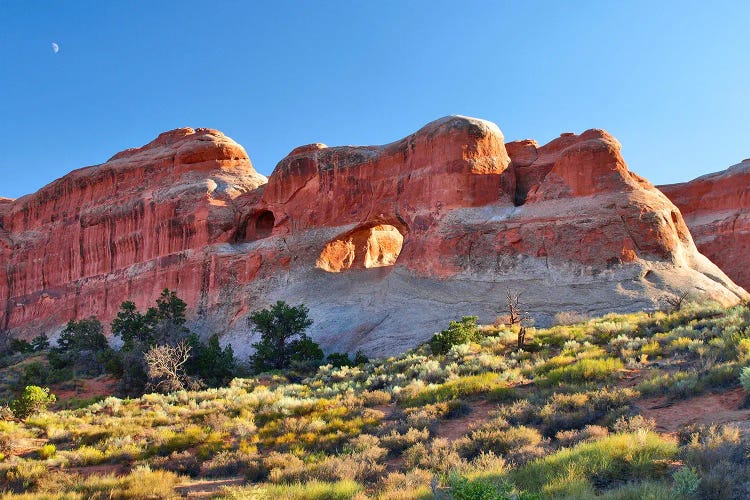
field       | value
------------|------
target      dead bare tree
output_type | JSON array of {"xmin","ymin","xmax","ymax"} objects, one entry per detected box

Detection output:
[
  {"xmin": 505, "ymin": 289, "xmax": 531, "ymax": 348},
  {"xmin": 659, "ymin": 291, "xmax": 689, "ymax": 313},
  {"xmin": 144, "ymin": 340, "xmax": 194, "ymax": 393}
]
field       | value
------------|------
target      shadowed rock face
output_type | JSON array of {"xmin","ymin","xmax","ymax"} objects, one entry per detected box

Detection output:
[
  {"xmin": 660, "ymin": 159, "xmax": 750, "ymax": 290},
  {"xmin": 0, "ymin": 117, "xmax": 746, "ymax": 356}
]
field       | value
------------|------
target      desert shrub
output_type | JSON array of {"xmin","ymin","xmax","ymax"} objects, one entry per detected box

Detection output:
[
  {"xmin": 9, "ymin": 386, "xmax": 56, "ymax": 419},
  {"xmin": 200, "ymin": 450, "xmax": 256, "ymax": 478},
  {"xmin": 149, "ymin": 450, "xmax": 201, "ymax": 477},
  {"xmin": 403, "ymin": 438, "xmax": 466, "ymax": 473},
  {"xmin": 429, "ymin": 316, "xmax": 482, "ymax": 355},
  {"xmin": 469, "ymin": 450, "xmax": 508, "ymax": 474},
  {"xmin": 539, "ymin": 388, "xmax": 636, "ymax": 436},
  {"xmin": 680, "ymin": 425, "xmax": 750, "ymax": 499},
  {"xmin": 496, "ymin": 399, "xmax": 538, "ymax": 426},
  {"xmin": 448, "ymin": 471, "xmax": 519, "ymax": 500},
  {"xmin": 737, "ymin": 338, "xmax": 750, "ymax": 363},
  {"xmin": 65, "ymin": 445, "xmax": 106, "ymax": 466},
  {"xmin": 400, "ymin": 373, "xmax": 510, "ymax": 406},
  {"xmin": 378, "ymin": 469, "xmax": 433, "ymax": 499},
  {"xmin": 380, "ymin": 427, "xmax": 430, "ymax": 453},
  {"xmin": 95, "ymin": 465, "xmax": 180, "ymax": 499},
  {"xmin": 1, "ymin": 460, "xmax": 50, "ymax": 492},
  {"xmin": 461, "ymin": 424, "xmax": 544, "ymax": 464},
  {"xmin": 313, "ymin": 442, "xmax": 388, "ymax": 483},
  {"xmin": 37, "ymin": 444, "xmax": 56, "ymax": 459},
  {"xmin": 555, "ymin": 425, "xmax": 609, "ymax": 448},
  {"xmin": 681, "ymin": 424, "xmax": 745, "ymax": 469},
  {"xmin": 672, "ymin": 467, "xmax": 701, "ymax": 497},
  {"xmin": 612, "ymin": 415, "xmax": 656, "ymax": 433},
  {"xmin": 507, "ymin": 431, "xmax": 677, "ymax": 494},
  {"xmin": 220, "ymin": 480, "xmax": 363, "ymax": 500},
  {"xmin": 540, "ymin": 357, "xmax": 623, "ymax": 386},
  {"xmin": 361, "ymin": 390, "xmax": 391, "ymax": 406},
  {"xmin": 740, "ymin": 366, "xmax": 750, "ymax": 393}
]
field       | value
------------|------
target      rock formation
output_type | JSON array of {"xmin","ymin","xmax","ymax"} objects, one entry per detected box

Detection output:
[
  {"xmin": 1, "ymin": 117, "xmax": 746, "ymax": 356},
  {"xmin": 660, "ymin": 159, "xmax": 750, "ymax": 291}
]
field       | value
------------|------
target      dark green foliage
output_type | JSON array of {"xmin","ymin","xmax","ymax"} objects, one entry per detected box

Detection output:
[
  {"xmin": 353, "ymin": 350, "xmax": 369, "ymax": 365},
  {"xmin": 30, "ymin": 334, "xmax": 50, "ymax": 351},
  {"xmin": 57, "ymin": 317, "xmax": 109, "ymax": 352},
  {"xmin": 448, "ymin": 472, "xmax": 519, "ymax": 500},
  {"xmin": 13, "ymin": 361, "xmax": 72, "ymax": 392},
  {"xmin": 111, "ymin": 301, "xmax": 154, "ymax": 350},
  {"xmin": 112, "ymin": 290, "xmax": 189, "ymax": 351},
  {"xmin": 290, "ymin": 338, "xmax": 325, "ymax": 370},
  {"xmin": 188, "ymin": 334, "xmax": 236, "ymax": 387},
  {"xmin": 119, "ymin": 347, "xmax": 149, "ymax": 396},
  {"xmin": 50, "ymin": 318, "xmax": 111, "ymax": 377},
  {"xmin": 326, "ymin": 352, "xmax": 353, "ymax": 368},
  {"xmin": 248, "ymin": 301, "xmax": 316, "ymax": 373},
  {"xmin": 111, "ymin": 290, "xmax": 192, "ymax": 395},
  {"xmin": 429, "ymin": 316, "xmax": 482, "ymax": 354},
  {"xmin": 9, "ymin": 338, "xmax": 33, "ymax": 354}
]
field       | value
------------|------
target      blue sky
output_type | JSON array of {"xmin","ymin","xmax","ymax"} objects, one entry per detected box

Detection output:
[{"xmin": 1, "ymin": 1, "xmax": 749, "ymax": 199}]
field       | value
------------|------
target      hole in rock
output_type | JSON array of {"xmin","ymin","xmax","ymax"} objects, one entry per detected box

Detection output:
[
  {"xmin": 317, "ymin": 224, "xmax": 404, "ymax": 273},
  {"xmin": 255, "ymin": 211, "xmax": 275, "ymax": 239},
  {"xmin": 235, "ymin": 210, "xmax": 276, "ymax": 242}
]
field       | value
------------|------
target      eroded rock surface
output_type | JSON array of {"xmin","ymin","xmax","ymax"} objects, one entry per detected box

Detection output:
[
  {"xmin": 1, "ymin": 117, "xmax": 745, "ymax": 356},
  {"xmin": 660, "ymin": 159, "xmax": 750, "ymax": 290}
]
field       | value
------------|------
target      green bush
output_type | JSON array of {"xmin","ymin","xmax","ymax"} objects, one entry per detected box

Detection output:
[
  {"xmin": 188, "ymin": 333, "xmax": 236, "ymax": 387},
  {"xmin": 429, "ymin": 316, "xmax": 482, "ymax": 354},
  {"xmin": 9, "ymin": 338, "xmax": 33, "ymax": 354},
  {"xmin": 30, "ymin": 334, "xmax": 50, "ymax": 351},
  {"xmin": 248, "ymin": 301, "xmax": 320, "ymax": 373},
  {"xmin": 326, "ymin": 352, "xmax": 353, "ymax": 368},
  {"xmin": 740, "ymin": 366, "xmax": 750, "ymax": 393},
  {"xmin": 448, "ymin": 471, "xmax": 517, "ymax": 500},
  {"xmin": 9, "ymin": 386, "xmax": 56, "ymax": 419},
  {"xmin": 672, "ymin": 467, "xmax": 700, "ymax": 497}
]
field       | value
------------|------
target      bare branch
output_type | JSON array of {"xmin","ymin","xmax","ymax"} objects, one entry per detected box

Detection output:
[
  {"xmin": 659, "ymin": 291, "xmax": 689, "ymax": 313},
  {"xmin": 144, "ymin": 340, "xmax": 192, "ymax": 393}
]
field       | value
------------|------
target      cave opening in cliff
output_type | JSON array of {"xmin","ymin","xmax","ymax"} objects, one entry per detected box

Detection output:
[
  {"xmin": 255, "ymin": 211, "xmax": 275, "ymax": 239},
  {"xmin": 235, "ymin": 210, "xmax": 276, "ymax": 242},
  {"xmin": 316, "ymin": 224, "xmax": 404, "ymax": 273}
]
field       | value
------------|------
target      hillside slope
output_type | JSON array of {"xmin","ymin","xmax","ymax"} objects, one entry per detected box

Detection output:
[{"xmin": 2, "ymin": 303, "xmax": 750, "ymax": 498}]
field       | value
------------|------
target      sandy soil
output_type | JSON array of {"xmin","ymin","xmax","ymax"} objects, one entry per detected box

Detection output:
[{"xmin": 637, "ymin": 387, "xmax": 750, "ymax": 434}]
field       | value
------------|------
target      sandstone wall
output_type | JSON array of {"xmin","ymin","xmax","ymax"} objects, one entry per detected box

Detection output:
[{"xmin": 1, "ymin": 117, "xmax": 745, "ymax": 355}]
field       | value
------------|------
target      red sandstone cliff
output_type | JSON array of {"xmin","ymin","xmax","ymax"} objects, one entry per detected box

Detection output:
[
  {"xmin": 0, "ymin": 128, "xmax": 266, "ymax": 337},
  {"xmin": 1, "ymin": 117, "xmax": 746, "ymax": 355},
  {"xmin": 659, "ymin": 159, "xmax": 750, "ymax": 290}
]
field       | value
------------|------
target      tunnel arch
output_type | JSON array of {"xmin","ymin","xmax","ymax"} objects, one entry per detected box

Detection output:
[{"xmin": 317, "ymin": 223, "xmax": 405, "ymax": 272}]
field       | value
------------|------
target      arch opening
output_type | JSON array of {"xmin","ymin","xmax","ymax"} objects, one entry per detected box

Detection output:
[
  {"xmin": 255, "ymin": 211, "xmax": 275, "ymax": 239},
  {"xmin": 317, "ymin": 224, "xmax": 404, "ymax": 273},
  {"xmin": 235, "ymin": 210, "xmax": 276, "ymax": 242}
]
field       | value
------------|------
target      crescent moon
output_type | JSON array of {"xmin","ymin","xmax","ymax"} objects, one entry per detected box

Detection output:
[{"xmin": 52, "ymin": 42, "xmax": 59, "ymax": 54}]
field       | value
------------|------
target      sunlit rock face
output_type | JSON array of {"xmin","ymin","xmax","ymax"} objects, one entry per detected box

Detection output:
[
  {"xmin": 0, "ymin": 117, "xmax": 746, "ymax": 356},
  {"xmin": 660, "ymin": 159, "xmax": 750, "ymax": 291}
]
